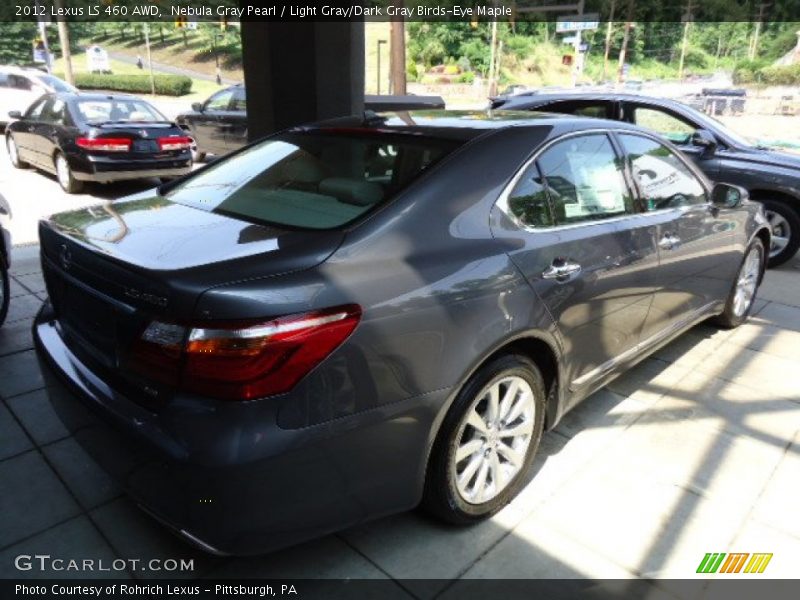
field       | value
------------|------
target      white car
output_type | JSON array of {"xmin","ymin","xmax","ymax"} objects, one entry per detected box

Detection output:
[{"xmin": 0, "ymin": 67, "xmax": 77, "ymax": 126}]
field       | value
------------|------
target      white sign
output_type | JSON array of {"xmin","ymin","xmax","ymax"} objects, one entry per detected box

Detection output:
[
  {"xmin": 86, "ymin": 45, "xmax": 110, "ymax": 73},
  {"xmin": 556, "ymin": 14, "xmax": 600, "ymax": 33}
]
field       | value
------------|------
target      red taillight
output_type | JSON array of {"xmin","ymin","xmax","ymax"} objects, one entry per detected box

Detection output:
[
  {"xmin": 157, "ymin": 136, "xmax": 192, "ymax": 151},
  {"xmin": 128, "ymin": 305, "xmax": 361, "ymax": 401},
  {"xmin": 76, "ymin": 137, "xmax": 131, "ymax": 152}
]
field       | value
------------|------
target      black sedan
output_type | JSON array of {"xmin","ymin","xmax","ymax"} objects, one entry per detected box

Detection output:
[
  {"xmin": 34, "ymin": 111, "xmax": 769, "ymax": 555},
  {"xmin": 493, "ymin": 92, "xmax": 800, "ymax": 267},
  {"xmin": 177, "ymin": 84, "xmax": 445, "ymax": 162},
  {"xmin": 6, "ymin": 92, "xmax": 193, "ymax": 193}
]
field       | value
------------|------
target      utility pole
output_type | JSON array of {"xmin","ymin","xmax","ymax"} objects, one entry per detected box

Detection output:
[
  {"xmin": 602, "ymin": 0, "xmax": 616, "ymax": 81},
  {"xmin": 572, "ymin": 0, "xmax": 585, "ymax": 87},
  {"xmin": 390, "ymin": 1, "xmax": 406, "ymax": 95},
  {"xmin": 678, "ymin": 0, "xmax": 693, "ymax": 81},
  {"xmin": 376, "ymin": 39, "xmax": 387, "ymax": 94},
  {"xmin": 53, "ymin": 0, "xmax": 74, "ymax": 84},
  {"xmin": 144, "ymin": 24, "xmax": 155, "ymax": 96},
  {"xmin": 749, "ymin": 2, "xmax": 770, "ymax": 60},
  {"xmin": 488, "ymin": 17, "xmax": 498, "ymax": 97},
  {"xmin": 616, "ymin": 0, "xmax": 635, "ymax": 84}
]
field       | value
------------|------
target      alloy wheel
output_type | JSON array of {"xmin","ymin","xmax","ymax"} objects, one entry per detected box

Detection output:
[
  {"xmin": 7, "ymin": 137, "xmax": 18, "ymax": 165},
  {"xmin": 764, "ymin": 209, "xmax": 791, "ymax": 260},
  {"xmin": 56, "ymin": 155, "xmax": 71, "ymax": 190},
  {"xmin": 732, "ymin": 245, "xmax": 762, "ymax": 317},
  {"xmin": 453, "ymin": 376, "xmax": 535, "ymax": 504}
]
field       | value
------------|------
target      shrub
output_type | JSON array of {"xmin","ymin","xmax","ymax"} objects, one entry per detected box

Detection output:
[
  {"xmin": 70, "ymin": 73, "xmax": 193, "ymax": 96},
  {"xmin": 759, "ymin": 64, "xmax": 800, "ymax": 86},
  {"xmin": 457, "ymin": 71, "xmax": 475, "ymax": 84}
]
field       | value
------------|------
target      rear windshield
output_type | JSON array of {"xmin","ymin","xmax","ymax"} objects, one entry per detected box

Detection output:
[
  {"xmin": 75, "ymin": 98, "xmax": 165, "ymax": 124},
  {"xmin": 164, "ymin": 130, "xmax": 461, "ymax": 230}
]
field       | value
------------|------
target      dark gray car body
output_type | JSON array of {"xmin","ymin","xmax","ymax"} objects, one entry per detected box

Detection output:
[{"xmin": 33, "ymin": 111, "xmax": 769, "ymax": 555}]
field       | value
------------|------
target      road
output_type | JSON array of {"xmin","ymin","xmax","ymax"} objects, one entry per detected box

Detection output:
[
  {"xmin": 0, "ymin": 141, "xmax": 161, "ymax": 246},
  {"xmin": 107, "ymin": 50, "xmax": 240, "ymax": 86}
]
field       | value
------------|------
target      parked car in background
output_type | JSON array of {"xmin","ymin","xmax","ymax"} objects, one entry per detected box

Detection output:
[
  {"xmin": 6, "ymin": 92, "xmax": 192, "ymax": 193},
  {"xmin": 0, "ymin": 192, "xmax": 11, "ymax": 327},
  {"xmin": 35, "ymin": 111, "xmax": 768, "ymax": 555},
  {"xmin": 177, "ymin": 84, "xmax": 445, "ymax": 162},
  {"xmin": 0, "ymin": 67, "xmax": 76, "ymax": 127},
  {"xmin": 493, "ymin": 92, "xmax": 800, "ymax": 267}
]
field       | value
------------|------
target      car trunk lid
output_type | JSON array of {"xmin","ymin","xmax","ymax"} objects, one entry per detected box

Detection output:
[{"xmin": 39, "ymin": 193, "xmax": 343, "ymax": 407}]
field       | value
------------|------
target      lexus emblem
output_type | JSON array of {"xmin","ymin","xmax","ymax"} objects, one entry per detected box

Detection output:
[
  {"xmin": 140, "ymin": 130, "xmax": 149, "ymax": 138},
  {"xmin": 60, "ymin": 244, "xmax": 72, "ymax": 271}
]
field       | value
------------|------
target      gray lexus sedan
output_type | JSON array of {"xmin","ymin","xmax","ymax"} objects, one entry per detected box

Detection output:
[{"xmin": 34, "ymin": 111, "xmax": 770, "ymax": 555}]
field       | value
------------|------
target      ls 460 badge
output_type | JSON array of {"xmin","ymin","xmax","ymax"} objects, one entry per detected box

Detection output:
[{"xmin": 124, "ymin": 287, "xmax": 168, "ymax": 308}]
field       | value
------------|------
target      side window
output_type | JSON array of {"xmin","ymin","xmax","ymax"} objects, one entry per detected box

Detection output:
[
  {"xmin": 25, "ymin": 97, "xmax": 47, "ymax": 120},
  {"xmin": 230, "ymin": 87, "xmax": 246, "ymax": 112},
  {"xmin": 205, "ymin": 89, "xmax": 233, "ymax": 111},
  {"xmin": 618, "ymin": 134, "xmax": 708, "ymax": 209},
  {"xmin": 8, "ymin": 75, "xmax": 33, "ymax": 91},
  {"xmin": 41, "ymin": 98, "xmax": 65, "ymax": 124},
  {"xmin": 547, "ymin": 100, "xmax": 613, "ymax": 119},
  {"xmin": 633, "ymin": 107, "xmax": 695, "ymax": 145},
  {"xmin": 505, "ymin": 162, "xmax": 554, "ymax": 228},
  {"xmin": 538, "ymin": 134, "xmax": 633, "ymax": 225},
  {"xmin": 0, "ymin": 73, "xmax": 8, "ymax": 88}
]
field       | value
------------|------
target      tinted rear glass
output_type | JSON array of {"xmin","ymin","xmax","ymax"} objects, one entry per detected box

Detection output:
[{"xmin": 165, "ymin": 130, "xmax": 461, "ymax": 230}]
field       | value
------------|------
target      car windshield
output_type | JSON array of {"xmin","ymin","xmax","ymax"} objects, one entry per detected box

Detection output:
[
  {"xmin": 75, "ymin": 98, "xmax": 166, "ymax": 123},
  {"xmin": 165, "ymin": 130, "xmax": 462, "ymax": 230},
  {"xmin": 36, "ymin": 74, "xmax": 75, "ymax": 93}
]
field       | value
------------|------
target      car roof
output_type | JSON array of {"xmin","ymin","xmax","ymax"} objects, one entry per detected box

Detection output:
[
  {"xmin": 52, "ymin": 91, "xmax": 146, "ymax": 102},
  {"xmin": 503, "ymin": 91, "xmax": 685, "ymax": 106},
  {"xmin": 311, "ymin": 109, "xmax": 642, "ymax": 141}
]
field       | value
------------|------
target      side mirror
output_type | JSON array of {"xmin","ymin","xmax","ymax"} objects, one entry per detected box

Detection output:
[
  {"xmin": 691, "ymin": 129, "xmax": 717, "ymax": 156},
  {"xmin": 191, "ymin": 102, "xmax": 203, "ymax": 112},
  {"xmin": 7, "ymin": 110, "xmax": 22, "ymax": 120},
  {"xmin": 712, "ymin": 182, "xmax": 748, "ymax": 209}
]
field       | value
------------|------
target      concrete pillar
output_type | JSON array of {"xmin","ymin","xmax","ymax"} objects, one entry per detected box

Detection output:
[{"xmin": 240, "ymin": 21, "xmax": 365, "ymax": 141}]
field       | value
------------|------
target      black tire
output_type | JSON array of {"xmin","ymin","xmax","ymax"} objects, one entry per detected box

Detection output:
[
  {"xmin": 191, "ymin": 145, "xmax": 206, "ymax": 163},
  {"xmin": 6, "ymin": 135, "xmax": 28, "ymax": 169},
  {"xmin": 422, "ymin": 354, "xmax": 547, "ymax": 525},
  {"xmin": 54, "ymin": 152, "xmax": 84, "ymax": 194},
  {"xmin": 714, "ymin": 238, "xmax": 765, "ymax": 329},
  {"xmin": 0, "ymin": 265, "xmax": 9, "ymax": 328},
  {"xmin": 759, "ymin": 199, "xmax": 800, "ymax": 268}
]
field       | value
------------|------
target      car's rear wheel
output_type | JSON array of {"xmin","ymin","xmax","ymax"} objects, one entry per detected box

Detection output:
[
  {"xmin": 190, "ymin": 141, "xmax": 205, "ymax": 163},
  {"xmin": 54, "ymin": 153, "xmax": 84, "ymax": 194},
  {"xmin": 760, "ymin": 200, "xmax": 800, "ymax": 268},
  {"xmin": 714, "ymin": 238, "xmax": 764, "ymax": 329},
  {"xmin": 6, "ymin": 135, "xmax": 27, "ymax": 169},
  {"xmin": 0, "ymin": 263, "xmax": 9, "ymax": 327},
  {"xmin": 423, "ymin": 354, "xmax": 546, "ymax": 524}
]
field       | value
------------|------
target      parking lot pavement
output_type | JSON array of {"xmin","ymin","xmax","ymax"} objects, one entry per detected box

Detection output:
[
  {"xmin": 0, "ymin": 142, "xmax": 166, "ymax": 246},
  {"xmin": 1, "ymin": 237, "xmax": 799, "ymax": 587}
]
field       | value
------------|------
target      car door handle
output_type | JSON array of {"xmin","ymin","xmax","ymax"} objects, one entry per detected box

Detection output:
[
  {"xmin": 542, "ymin": 260, "xmax": 582, "ymax": 280},
  {"xmin": 659, "ymin": 234, "xmax": 681, "ymax": 250}
]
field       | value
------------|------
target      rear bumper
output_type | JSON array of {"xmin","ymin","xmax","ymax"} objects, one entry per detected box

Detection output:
[
  {"xmin": 33, "ymin": 304, "xmax": 444, "ymax": 555},
  {"xmin": 73, "ymin": 166, "xmax": 192, "ymax": 183}
]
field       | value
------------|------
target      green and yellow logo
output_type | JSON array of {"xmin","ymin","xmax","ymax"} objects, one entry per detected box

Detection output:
[{"xmin": 696, "ymin": 552, "xmax": 773, "ymax": 574}]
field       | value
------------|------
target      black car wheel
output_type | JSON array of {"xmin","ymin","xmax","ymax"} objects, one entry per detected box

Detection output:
[
  {"xmin": 760, "ymin": 200, "xmax": 800, "ymax": 268},
  {"xmin": 714, "ymin": 238, "xmax": 765, "ymax": 329},
  {"xmin": 0, "ymin": 263, "xmax": 9, "ymax": 327},
  {"xmin": 6, "ymin": 135, "xmax": 28, "ymax": 169},
  {"xmin": 423, "ymin": 354, "xmax": 546, "ymax": 524},
  {"xmin": 54, "ymin": 153, "xmax": 84, "ymax": 194}
]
